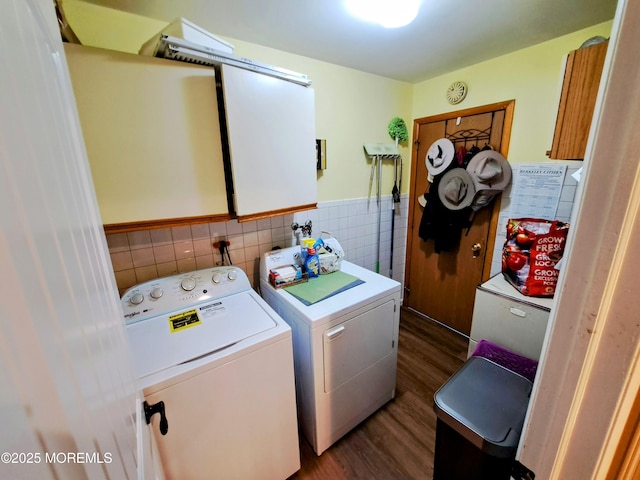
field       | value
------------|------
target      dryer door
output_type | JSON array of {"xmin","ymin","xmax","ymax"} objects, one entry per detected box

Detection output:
[{"xmin": 323, "ymin": 299, "xmax": 396, "ymax": 393}]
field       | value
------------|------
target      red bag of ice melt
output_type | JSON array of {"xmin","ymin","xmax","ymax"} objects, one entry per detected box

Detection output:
[{"xmin": 502, "ymin": 218, "xmax": 570, "ymax": 297}]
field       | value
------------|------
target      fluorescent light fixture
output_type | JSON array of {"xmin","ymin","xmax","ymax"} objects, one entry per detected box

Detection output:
[{"xmin": 344, "ymin": 0, "xmax": 420, "ymax": 28}]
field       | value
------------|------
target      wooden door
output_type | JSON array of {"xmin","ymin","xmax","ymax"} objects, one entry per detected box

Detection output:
[{"xmin": 404, "ymin": 101, "xmax": 514, "ymax": 335}]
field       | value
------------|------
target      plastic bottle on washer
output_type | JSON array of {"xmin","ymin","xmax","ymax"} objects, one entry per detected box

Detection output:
[
  {"xmin": 304, "ymin": 247, "xmax": 319, "ymax": 278},
  {"xmin": 300, "ymin": 238, "xmax": 315, "ymax": 264}
]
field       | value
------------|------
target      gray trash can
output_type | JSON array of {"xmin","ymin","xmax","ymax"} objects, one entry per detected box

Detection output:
[{"xmin": 433, "ymin": 356, "xmax": 533, "ymax": 480}]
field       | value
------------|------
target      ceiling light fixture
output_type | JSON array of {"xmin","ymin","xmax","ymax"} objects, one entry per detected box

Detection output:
[{"xmin": 344, "ymin": 0, "xmax": 421, "ymax": 28}]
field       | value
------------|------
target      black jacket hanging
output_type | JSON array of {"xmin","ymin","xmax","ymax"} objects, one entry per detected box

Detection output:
[{"xmin": 418, "ymin": 173, "xmax": 472, "ymax": 253}]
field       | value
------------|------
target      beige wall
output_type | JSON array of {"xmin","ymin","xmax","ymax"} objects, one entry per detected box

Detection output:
[
  {"xmin": 62, "ymin": 0, "xmax": 165, "ymax": 53},
  {"xmin": 412, "ymin": 22, "xmax": 613, "ymax": 164},
  {"xmin": 62, "ymin": 1, "xmax": 612, "ymax": 197},
  {"xmin": 62, "ymin": 0, "xmax": 414, "ymax": 203}
]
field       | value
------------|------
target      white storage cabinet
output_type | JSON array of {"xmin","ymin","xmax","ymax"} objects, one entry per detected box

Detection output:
[{"xmin": 468, "ymin": 275, "xmax": 554, "ymax": 361}]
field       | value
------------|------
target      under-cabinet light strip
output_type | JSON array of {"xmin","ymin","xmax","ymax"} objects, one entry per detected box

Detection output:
[{"xmin": 155, "ymin": 35, "xmax": 312, "ymax": 87}]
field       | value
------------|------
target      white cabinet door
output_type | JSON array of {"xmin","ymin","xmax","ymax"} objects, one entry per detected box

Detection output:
[
  {"xmin": 469, "ymin": 285, "xmax": 551, "ymax": 361},
  {"xmin": 143, "ymin": 338, "xmax": 299, "ymax": 480},
  {"xmin": 65, "ymin": 44, "xmax": 228, "ymax": 227},
  {"xmin": 220, "ymin": 64, "xmax": 317, "ymax": 220}
]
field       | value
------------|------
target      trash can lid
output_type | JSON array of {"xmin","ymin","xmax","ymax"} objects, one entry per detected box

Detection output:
[{"xmin": 434, "ymin": 356, "xmax": 533, "ymax": 458}]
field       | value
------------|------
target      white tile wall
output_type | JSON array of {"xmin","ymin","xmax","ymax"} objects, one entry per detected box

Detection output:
[
  {"xmin": 489, "ymin": 161, "xmax": 583, "ymax": 276},
  {"xmin": 108, "ymin": 194, "xmax": 409, "ymax": 296},
  {"xmin": 108, "ymin": 161, "xmax": 578, "ymax": 298}
]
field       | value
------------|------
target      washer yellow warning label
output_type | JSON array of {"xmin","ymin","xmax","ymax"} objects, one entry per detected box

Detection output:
[{"xmin": 169, "ymin": 309, "xmax": 201, "ymax": 333}]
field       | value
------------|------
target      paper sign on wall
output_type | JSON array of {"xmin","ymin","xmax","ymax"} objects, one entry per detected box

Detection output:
[{"xmin": 509, "ymin": 164, "xmax": 567, "ymax": 219}]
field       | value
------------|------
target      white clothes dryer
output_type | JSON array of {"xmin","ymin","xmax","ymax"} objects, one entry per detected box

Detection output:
[
  {"xmin": 122, "ymin": 266, "xmax": 299, "ymax": 480},
  {"xmin": 260, "ymin": 246, "xmax": 401, "ymax": 455}
]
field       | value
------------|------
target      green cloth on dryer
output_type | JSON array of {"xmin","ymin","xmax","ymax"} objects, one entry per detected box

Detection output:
[{"xmin": 284, "ymin": 271, "xmax": 364, "ymax": 305}]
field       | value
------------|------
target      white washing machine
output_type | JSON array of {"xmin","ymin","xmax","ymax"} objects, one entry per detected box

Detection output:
[
  {"xmin": 259, "ymin": 246, "xmax": 401, "ymax": 455},
  {"xmin": 121, "ymin": 266, "xmax": 300, "ymax": 480}
]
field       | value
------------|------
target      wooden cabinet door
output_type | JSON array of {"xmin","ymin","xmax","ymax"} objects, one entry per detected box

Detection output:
[{"xmin": 549, "ymin": 41, "xmax": 608, "ymax": 159}]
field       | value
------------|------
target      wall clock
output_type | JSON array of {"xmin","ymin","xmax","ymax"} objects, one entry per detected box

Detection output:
[{"xmin": 446, "ymin": 81, "xmax": 468, "ymax": 105}]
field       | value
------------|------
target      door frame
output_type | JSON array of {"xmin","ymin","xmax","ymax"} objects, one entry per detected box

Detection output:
[
  {"xmin": 517, "ymin": 0, "xmax": 640, "ymax": 475},
  {"xmin": 404, "ymin": 100, "xmax": 516, "ymax": 301}
]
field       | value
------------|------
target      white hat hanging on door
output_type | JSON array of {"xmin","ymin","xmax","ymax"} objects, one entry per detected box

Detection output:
[
  {"xmin": 466, "ymin": 150, "xmax": 512, "ymax": 211},
  {"xmin": 425, "ymin": 138, "xmax": 455, "ymax": 176},
  {"xmin": 466, "ymin": 150, "xmax": 512, "ymax": 191},
  {"xmin": 469, "ymin": 188, "xmax": 502, "ymax": 212},
  {"xmin": 438, "ymin": 168, "xmax": 476, "ymax": 210}
]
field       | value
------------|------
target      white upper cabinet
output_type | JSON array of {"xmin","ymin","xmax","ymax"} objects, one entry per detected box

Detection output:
[
  {"xmin": 65, "ymin": 44, "xmax": 318, "ymax": 229},
  {"xmin": 65, "ymin": 44, "xmax": 228, "ymax": 229},
  {"xmin": 220, "ymin": 64, "xmax": 317, "ymax": 221}
]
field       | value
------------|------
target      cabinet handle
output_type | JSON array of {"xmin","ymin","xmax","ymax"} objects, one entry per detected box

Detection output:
[
  {"xmin": 325, "ymin": 325, "xmax": 345, "ymax": 340},
  {"xmin": 144, "ymin": 400, "xmax": 169, "ymax": 436},
  {"xmin": 509, "ymin": 307, "xmax": 527, "ymax": 318}
]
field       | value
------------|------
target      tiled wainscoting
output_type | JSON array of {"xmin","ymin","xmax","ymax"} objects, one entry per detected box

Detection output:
[
  {"xmin": 107, "ymin": 194, "xmax": 409, "ymax": 296},
  {"xmin": 108, "ymin": 160, "xmax": 578, "ymax": 299}
]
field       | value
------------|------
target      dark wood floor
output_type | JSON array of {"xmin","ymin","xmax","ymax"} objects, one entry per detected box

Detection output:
[{"xmin": 291, "ymin": 308, "xmax": 469, "ymax": 480}]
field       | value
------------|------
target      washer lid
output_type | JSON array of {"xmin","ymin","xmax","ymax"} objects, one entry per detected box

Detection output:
[{"xmin": 125, "ymin": 292, "xmax": 276, "ymax": 379}]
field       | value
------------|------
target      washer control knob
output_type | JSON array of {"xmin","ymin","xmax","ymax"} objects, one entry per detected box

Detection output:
[
  {"xmin": 150, "ymin": 287, "xmax": 164, "ymax": 299},
  {"xmin": 212, "ymin": 273, "xmax": 223, "ymax": 284},
  {"xmin": 130, "ymin": 292, "xmax": 144, "ymax": 305},
  {"xmin": 180, "ymin": 277, "xmax": 196, "ymax": 291},
  {"xmin": 227, "ymin": 269, "xmax": 237, "ymax": 281}
]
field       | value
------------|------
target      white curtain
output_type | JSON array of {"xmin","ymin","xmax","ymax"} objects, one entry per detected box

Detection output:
[{"xmin": 0, "ymin": 1, "xmax": 140, "ymax": 479}]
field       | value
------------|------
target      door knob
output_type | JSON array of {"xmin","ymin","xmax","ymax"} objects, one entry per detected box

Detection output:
[{"xmin": 471, "ymin": 243, "xmax": 482, "ymax": 258}]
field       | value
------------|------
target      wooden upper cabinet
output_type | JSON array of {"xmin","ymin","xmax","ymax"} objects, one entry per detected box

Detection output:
[{"xmin": 549, "ymin": 40, "xmax": 608, "ymax": 160}]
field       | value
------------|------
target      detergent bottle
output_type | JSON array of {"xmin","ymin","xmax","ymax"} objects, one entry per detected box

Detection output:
[
  {"xmin": 304, "ymin": 247, "xmax": 319, "ymax": 278},
  {"xmin": 300, "ymin": 238, "xmax": 315, "ymax": 264}
]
